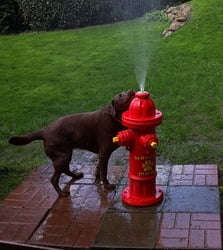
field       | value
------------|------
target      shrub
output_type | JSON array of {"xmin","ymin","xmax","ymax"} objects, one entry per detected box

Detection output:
[
  {"xmin": 14, "ymin": 0, "xmax": 187, "ymax": 32},
  {"xmin": 144, "ymin": 9, "xmax": 170, "ymax": 23},
  {"xmin": 16, "ymin": 0, "xmax": 113, "ymax": 31},
  {"xmin": 0, "ymin": 0, "xmax": 22, "ymax": 34}
]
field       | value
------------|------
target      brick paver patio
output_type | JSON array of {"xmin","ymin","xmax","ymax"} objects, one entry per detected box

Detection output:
[{"xmin": 0, "ymin": 149, "xmax": 222, "ymax": 249}]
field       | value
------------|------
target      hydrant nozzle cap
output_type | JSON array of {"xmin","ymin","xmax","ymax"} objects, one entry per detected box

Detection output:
[
  {"xmin": 113, "ymin": 137, "xmax": 119, "ymax": 143},
  {"xmin": 150, "ymin": 141, "xmax": 158, "ymax": 148}
]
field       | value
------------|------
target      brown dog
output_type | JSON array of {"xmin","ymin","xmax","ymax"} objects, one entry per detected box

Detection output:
[{"xmin": 9, "ymin": 90, "xmax": 135, "ymax": 196}]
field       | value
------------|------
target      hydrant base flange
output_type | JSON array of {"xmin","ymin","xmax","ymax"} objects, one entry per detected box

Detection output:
[{"xmin": 122, "ymin": 186, "xmax": 163, "ymax": 207}]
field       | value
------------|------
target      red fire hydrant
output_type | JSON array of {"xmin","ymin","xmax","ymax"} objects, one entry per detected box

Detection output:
[{"xmin": 113, "ymin": 91, "xmax": 163, "ymax": 206}]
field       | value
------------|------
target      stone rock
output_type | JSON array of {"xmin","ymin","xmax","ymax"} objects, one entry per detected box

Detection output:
[
  {"xmin": 175, "ymin": 14, "xmax": 187, "ymax": 22},
  {"xmin": 168, "ymin": 21, "xmax": 184, "ymax": 31},
  {"xmin": 162, "ymin": 3, "xmax": 192, "ymax": 37}
]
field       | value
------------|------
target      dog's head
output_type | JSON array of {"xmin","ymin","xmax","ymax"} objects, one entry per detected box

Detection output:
[{"xmin": 108, "ymin": 89, "xmax": 135, "ymax": 120}]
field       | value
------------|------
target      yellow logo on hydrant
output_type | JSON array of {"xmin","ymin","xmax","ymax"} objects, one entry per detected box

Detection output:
[{"xmin": 142, "ymin": 160, "xmax": 153, "ymax": 172}]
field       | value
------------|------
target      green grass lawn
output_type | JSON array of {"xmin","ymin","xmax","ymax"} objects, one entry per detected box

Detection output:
[{"xmin": 0, "ymin": 0, "xmax": 223, "ymax": 200}]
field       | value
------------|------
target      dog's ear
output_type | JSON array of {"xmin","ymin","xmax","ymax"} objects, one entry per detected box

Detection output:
[{"xmin": 107, "ymin": 100, "xmax": 116, "ymax": 117}]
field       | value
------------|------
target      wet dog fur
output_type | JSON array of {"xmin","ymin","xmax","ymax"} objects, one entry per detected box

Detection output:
[{"xmin": 9, "ymin": 90, "xmax": 135, "ymax": 196}]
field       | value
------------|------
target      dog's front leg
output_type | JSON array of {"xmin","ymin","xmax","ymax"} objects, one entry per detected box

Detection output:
[{"xmin": 96, "ymin": 152, "xmax": 115, "ymax": 190}]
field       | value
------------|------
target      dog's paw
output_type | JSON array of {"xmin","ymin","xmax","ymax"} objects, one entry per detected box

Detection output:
[
  {"xmin": 104, "ymin": 183, "xmax": 116, "ymax": 190},
  {"xmin": 59, "ymin": 191, "xmax": 70, "ymax": 197},
  {"xmin": 73, "ymin": 172, "xmax": 84, "ymax": 179}
]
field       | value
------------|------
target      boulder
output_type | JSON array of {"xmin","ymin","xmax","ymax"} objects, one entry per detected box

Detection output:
[{"xmin": 162, "ymin": 3, "xmax": 192, "ymax": 37}]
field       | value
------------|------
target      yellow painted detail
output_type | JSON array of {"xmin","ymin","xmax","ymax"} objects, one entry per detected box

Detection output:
[
  {"xmin": 134, "ymin": 155, "xmax": 150, "ymax": 161},
  {"xmin": 142, "ymin": 160, "xmax": 153, "ymax": 172},
  {"xmin": 150, "ymin": 141, "xmax": 157, "ymax": 148},
  {"xmin": 113, "ymin": 137, "xmax": 119, "ymax": 143}
]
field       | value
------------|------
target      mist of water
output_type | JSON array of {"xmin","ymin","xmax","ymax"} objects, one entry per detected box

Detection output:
[
  {"xmin": 112, "ymin": 2, "xmax": 153, "ymax": 93},
  {"xmin": 134, "ymin": 36, "xmax": 149, "ymax": 93}
]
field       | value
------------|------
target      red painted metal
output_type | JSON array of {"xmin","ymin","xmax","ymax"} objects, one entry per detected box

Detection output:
[{"xmin": 113, "ymin": 91, "xmax": 163, "ymax": 207}]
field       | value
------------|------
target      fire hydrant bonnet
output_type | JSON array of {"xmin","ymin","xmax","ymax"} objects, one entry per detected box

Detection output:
[{"xmin": 122, "ymin": 91, "xmax": 163, "ymax": 130}]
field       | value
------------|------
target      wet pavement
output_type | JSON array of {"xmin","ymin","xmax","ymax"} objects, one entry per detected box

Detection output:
[{"xmin": 0, "ymin": 148, "xmax": 222, "ymax": 249}]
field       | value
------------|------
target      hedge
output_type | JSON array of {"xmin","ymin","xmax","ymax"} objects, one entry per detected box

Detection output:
[
  {"xmin": 0, "ymin": 0, "xmax": 23, "ymax": 34},
  {"xmin": 1, "ymin": 0, "xmax": 186, "ymax": 33}
]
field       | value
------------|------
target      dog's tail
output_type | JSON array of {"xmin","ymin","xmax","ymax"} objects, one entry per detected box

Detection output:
[{"xmin": 8, "ymin": 130, "xmax": 43, "ymax": 146}]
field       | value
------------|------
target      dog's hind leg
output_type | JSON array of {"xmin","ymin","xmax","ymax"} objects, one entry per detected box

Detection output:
[
  {"xmin": 51, "ymin": 168, "xmax": 67, "ymax": 197},
  {"xmin": 63, "ymin": 168, "xmax": 84, "ymax": 179},
  {"xmin": 61, "ymin": 151, "xmax": 84, "ymax": 180},
  {"xmin": 49, "ymin": 150, "xmax": 82, "ymax": 197}
]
